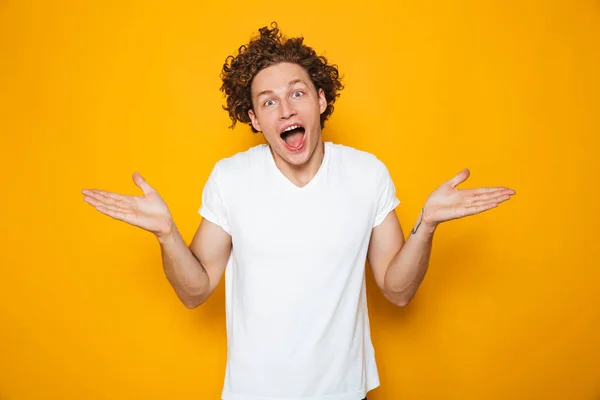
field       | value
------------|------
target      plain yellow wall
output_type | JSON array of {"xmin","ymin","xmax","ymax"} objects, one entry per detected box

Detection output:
[{"xmin": 1, "ymin": 0, "xmax": 599, "ymax": 399}]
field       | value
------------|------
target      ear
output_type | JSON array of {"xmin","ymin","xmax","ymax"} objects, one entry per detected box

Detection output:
[
  {"xmin": 248, "ymin": 109, "xmax": 262, "ymax": 132},
  {"xmin": 318, "ymin": 88, "xmax": 327, "ymax": 114}
]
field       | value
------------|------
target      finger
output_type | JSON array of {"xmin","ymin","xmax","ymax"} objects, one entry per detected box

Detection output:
[
  {"xmin": 83, "ymin": 190, "xmax": 132, "ymax": 208},
  {"xmin": 133, "ymin": 172, "xmax": 155, "ymax": 195},
  {"xmin": 461, "ymin": 202, "xmax": 499, "ymax": 216},
  {"xmin": 83, "ymin": 193, "xmax": 110, "ymax": 208},
  {"xmin": 94, "ymin": 204, "xmax": 131, "ymax": 222},
  {"xmin": 470, "ymin": 190, "xmax": 515, "ymax": 203},
  {"xmin": 83, "ymin": 195, "xmax": 133, "ymax": 214},
  {"xmin": 82, "ymin": 189, "xmax": 131, "ymax": 203},
  {"xmin": 465, "ymin": 194, "xmax": 513, "ymax": 213},
  {"xmin": 447, "ymin": 168, "xmax": 470, "ymax": 188},
  {"xmin": 470, "ymin": 187, "xmax": 515, "ymax": 195},
  {"xmin": 470, "ymin": 196, "xmax": 511, "ymax": 209}
]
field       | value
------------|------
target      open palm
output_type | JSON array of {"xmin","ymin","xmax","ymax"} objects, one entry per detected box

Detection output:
[
  {"xmin": 82, "ymin": 172, "xmax": 173, "ymax": 237},
  {"xmin": 423, "ymin": 169, "xmax": 516, "ymax": 226}
]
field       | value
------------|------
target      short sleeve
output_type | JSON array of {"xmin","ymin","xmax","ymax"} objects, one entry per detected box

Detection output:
[
  {"xmin": 198, "ymin": 162, "xmax": 231, "ymax": 235},
  {"xmin": 373, "ymin": 160, "xmax": 401, "ymax": 228}
]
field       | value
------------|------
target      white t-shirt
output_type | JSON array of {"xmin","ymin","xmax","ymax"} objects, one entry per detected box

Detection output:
[{"xmin": 199, "ymin": 141, "xmax": 401, "ymax": 400}]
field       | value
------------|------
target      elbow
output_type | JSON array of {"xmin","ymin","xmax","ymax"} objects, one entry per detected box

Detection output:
[
  {"xmin": 181, "ymin": 295, "xmax": 207, "ymax": 309},
  {"xmin": 392, "ymin": 297, "xmax": 411, "ymax": 308},
  {"xmin": 177, "ymin": 279, "xmax": 211, "ymax": 309},
  {"xmin": 384, "ymin": 290, "xmax": 412, "ymax": 308},
  {"xmin": 182, "ymin": 299, "xmax": 200, "ymax": 309},
  {"xmin": 179, "ymin": 287, "xmax": 210, "ymax": 309}
]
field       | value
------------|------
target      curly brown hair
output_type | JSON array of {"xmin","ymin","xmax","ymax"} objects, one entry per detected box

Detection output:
[{"xmin": 220, "ymin": 22, "xmax": 344, "ymax": 133}]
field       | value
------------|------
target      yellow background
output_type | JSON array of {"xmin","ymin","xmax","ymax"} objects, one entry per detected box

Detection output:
[{"xmin": 1, "ymin": 0, "xmax": 599, "ymax": 399}]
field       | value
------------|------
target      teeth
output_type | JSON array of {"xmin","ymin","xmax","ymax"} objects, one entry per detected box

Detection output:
[{"xmin": 283, "ymin": 125, "xmax": 301, "ymax": 133}]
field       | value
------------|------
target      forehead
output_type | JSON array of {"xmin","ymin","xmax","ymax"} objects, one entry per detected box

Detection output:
[{"xmin": 251, "ymin": 62, "xmax": 313, "ymax": 95}]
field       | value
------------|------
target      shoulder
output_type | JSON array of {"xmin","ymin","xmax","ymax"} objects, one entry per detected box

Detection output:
[
  {"xmin": 327, "ymin": 142, "xmax": 387, "ymax": 176},
  {"xmin": 211, "ymin": 144, "xmax": 268, "ymax": 180}
]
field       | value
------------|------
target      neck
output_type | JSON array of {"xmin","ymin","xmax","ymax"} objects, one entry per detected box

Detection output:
[{"xmin": 270, "ymin": 140, "xmax": 325, "ymax": 188}]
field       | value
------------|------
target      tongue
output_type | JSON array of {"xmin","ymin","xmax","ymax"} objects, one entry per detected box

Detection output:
[{"xmin": 284, "ymin": 131, "xmax": 304, "ymax": 148}]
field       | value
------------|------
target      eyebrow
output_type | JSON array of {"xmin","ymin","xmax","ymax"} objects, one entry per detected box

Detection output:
[{"xmin": 256, "ymin": 79, "xmax": 308, "ymax": 99}]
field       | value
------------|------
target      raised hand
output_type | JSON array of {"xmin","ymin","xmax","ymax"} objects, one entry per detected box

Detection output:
[
  {"xmin": 82, "ymin": 172, "xmax": 174, "ymax": 238},
  {"xmin": 421, "ymin": 168, "xmax": 516, "ymax": 227}
]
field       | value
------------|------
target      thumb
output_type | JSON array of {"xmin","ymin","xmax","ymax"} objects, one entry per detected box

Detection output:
[
  {"xmin": 447, "ymin": 168, "xmax": 470, "ymax": 188},
  {"xmin": 132, "ymin": 172, "xmax": 155, "ymax": 195}
]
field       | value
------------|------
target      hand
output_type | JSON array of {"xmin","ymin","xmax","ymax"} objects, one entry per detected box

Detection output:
[
  {"xmin": 422, "ymin": 168, "xmax": 516, "ymax": 227},
  {"xmin": 82, "ymin": 172, "xmax": 174, "ymax": 238}
]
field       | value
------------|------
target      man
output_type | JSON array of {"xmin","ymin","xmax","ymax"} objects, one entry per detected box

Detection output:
[{"xmin": 82, "ymin": 23, "xmax": 515, "ymax": 400}]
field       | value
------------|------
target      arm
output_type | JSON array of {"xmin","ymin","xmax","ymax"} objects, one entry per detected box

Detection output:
[
  {"xmin": 82, "ymin": 171, "xmax": 232, "ymax": 309},
  {"xmin": 158, "ymin": 218, "xmax": 232, "ymax": 309},
  {"xmin": 367, "ymin": 209, "xmax": 434, "ymax": 307},
  {"xmin": 367, "ymin": 168, "xmax": 516, "ymax": 307}
]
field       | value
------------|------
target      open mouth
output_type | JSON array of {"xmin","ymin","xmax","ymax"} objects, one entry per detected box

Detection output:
[{"xmin": 280, "ymin": 124, "xmax": 306, "ymax": 151}]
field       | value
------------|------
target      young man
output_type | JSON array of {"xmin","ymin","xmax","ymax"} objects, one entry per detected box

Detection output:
[{"xmin": 82, "ymin": 23, "xmax": 515, "ymax": 400}]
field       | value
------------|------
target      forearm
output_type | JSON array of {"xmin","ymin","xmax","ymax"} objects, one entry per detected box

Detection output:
[
  {"xmin": 157, "ymin": 225, "xmax": 210, "ymax": 307},
  {"xmin": 384, "ymin": 209, "xmax": 437, "ymax": 306}
]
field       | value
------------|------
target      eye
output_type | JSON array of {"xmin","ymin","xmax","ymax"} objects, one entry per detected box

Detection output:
[
  {"xmin": 292, "ymin": 91, "xmax": 304, "ymax": 98},
  {"xmin": 263, "ymin": 99, "xmax": 275, "ymax": 107}
]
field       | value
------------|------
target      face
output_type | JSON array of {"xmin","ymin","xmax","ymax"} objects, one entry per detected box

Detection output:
[{"xmin": 248, "ymin": 62, "xmax": 327, "ymax": 167}]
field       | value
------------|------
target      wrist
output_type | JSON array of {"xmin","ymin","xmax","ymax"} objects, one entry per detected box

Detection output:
[
  {"xmin": 421, "ymin": 220, "xmax": 438, "ymax": 234},
  {"xmin": 156, "ymin": 220, "xmax": 177, "ymax": 244},
  {"xmin": 421, "ymin": 208, "xmax": 439, "ymax": 233},
  {"xmin": 411, "ymin": 208, "xmax": 437, "ymax": 236}
]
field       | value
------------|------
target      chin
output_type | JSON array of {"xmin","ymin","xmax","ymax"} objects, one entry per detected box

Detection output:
[{"xmin": 274, "ymin": 146, "xmax": 308, "ymax": 166}]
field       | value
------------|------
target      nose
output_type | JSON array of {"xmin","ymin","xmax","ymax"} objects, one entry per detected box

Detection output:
[{"xmin": 278, "ymin": 98, "xmax": 297, "ymax": 120}]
